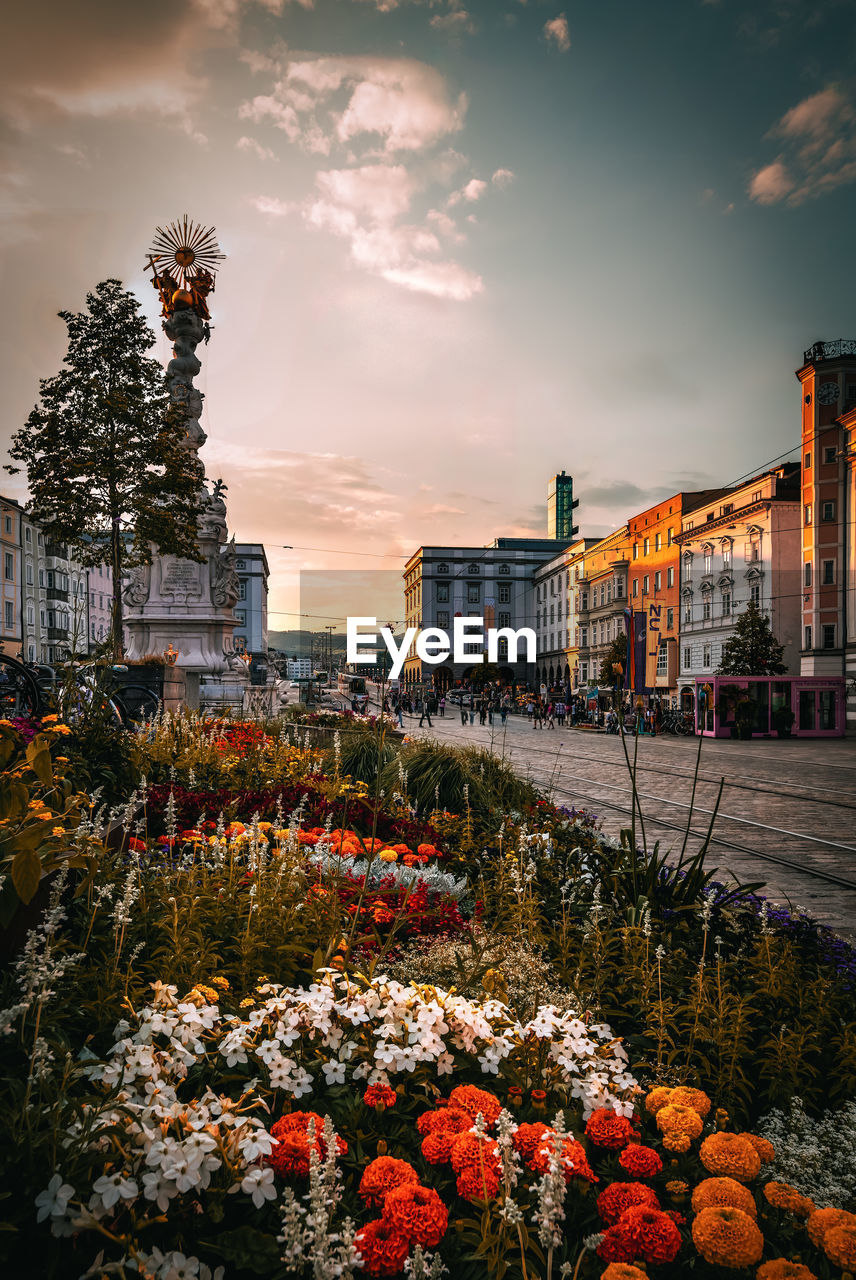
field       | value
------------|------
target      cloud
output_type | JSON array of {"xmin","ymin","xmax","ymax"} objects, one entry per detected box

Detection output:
[
  {"xmin": 250, "ymin": 194, "xmax": 294, "ymax": 215},
  {"xmin": 241, "ymin": 55, "xmax": 467, "ymax": 155},
  {"xmin": 491, "ymin": 167, "xmax": 515, "ymax": 187},
  {"xmin": 430, "ymin": 9, "xmax": 477, "ymax": 35},
  {"xmin": 243, "ymin": 51, "xmax": 508, "ymax": 299},
  {"xmin": 749, "ymin": 86, "xmax": 856, "ymax": 205},
  {"xmin": 237, "ymin": 134, "xmax": 276, "ymax": 160},
  {"xmin": 544, "ymin": 14, "xmax": 571, "ymax": 52},
  {"xmin": 447, "ymin": 176, "xmax": 487, "ymax": 206}
]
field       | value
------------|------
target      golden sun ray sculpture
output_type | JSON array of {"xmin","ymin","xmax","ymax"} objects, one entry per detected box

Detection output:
[{"xmin": 145, "ymin": 216, "xmax": 226, "ymax": 321}]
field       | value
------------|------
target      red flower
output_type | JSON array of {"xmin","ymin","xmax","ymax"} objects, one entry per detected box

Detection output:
[
  {"xmin": 359, "ymin": 1157, "xmax": 420, "ymax": 1208},
  {"xmin": 512, "ymin": 1122, "xmax": 553, "ymax": 1163},
  {"xmin": 128, "ymin": 836, "xmax": 147, "ymax": 852},
  {"xmin": 416, "ymin": 1106, "xmax": 471, "ymax": 1137},
  {"xmin": 597, "ymin": 1182, "xmax": 661, "ymax": 1226},
  {"xmin": 529, "ymin": 1134, "xmax": 599, "ymax": 1185},
  {"xmin": 449, "ymin": 1132, "xmax": 500, "ymax": 1175},
  {"xmin": 364, "ymin": 1084, "xmax": 397, "ymax": 1110},
  {"xmin": 354, "ymin": 1219, "xmax": 411, "ymax": 1275},
  {"xmin": 267, "ymin": 1111, "xmax": 346, "ymax": 1177},
  {"xmin": 421, "ymin": 1130, "xmax": 458, "ymax": 1164},
  {"xmin": 618, "ymin": 1144, "xmax": 664, "ymax": 1179},
  {"xmin": 448, "ymin": 1085, "xmax": 502, "ymax": 1129},
  {"xmin": 456, "ymin": 1163, "xmax": 501, "ymax": 1203},
  {"xmin": 598, "ymin": 1207, "xmax": 681, "ymax": 1266},
  {"xmin": 383, "ymin": 1184, "xmax": 449, "ymax": 1247},
  {"xmin": 585, "ymin": 1107, "xmax": 638, "ymax": 1150}
]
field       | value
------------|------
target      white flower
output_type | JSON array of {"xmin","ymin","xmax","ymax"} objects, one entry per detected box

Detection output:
[
  {"xmin": 90, "ymin": 1171, "xmax": 138, "ymax": 1211},
  {"xmin": 322, "ymin": 1059, "xmax": 346, "ymax": 1085},
  {"xmin": 240, "ymin": 1166, "xmax": 277, "ymax": 1209},
  {"xmin": 35, "ymin": 1173, "xmax": 75, "ymax": 1222}
]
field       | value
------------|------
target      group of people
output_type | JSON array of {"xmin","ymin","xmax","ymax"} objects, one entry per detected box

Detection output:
[{"xmin": 523, "ymin": 697, "xmax": 568, "ymax": 729}]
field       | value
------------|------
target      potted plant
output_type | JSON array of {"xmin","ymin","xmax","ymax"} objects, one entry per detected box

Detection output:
[{"xmin": 772, "ymin": 704, "xmax": 796, "ymax": 738}]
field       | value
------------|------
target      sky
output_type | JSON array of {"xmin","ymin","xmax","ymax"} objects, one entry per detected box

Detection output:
[{"xmin": 1, "ymin": 0, "xmax": 855, "ymax": 635}]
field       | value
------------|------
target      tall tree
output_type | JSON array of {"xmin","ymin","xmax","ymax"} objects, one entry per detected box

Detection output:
[
  {"xmin": 6, "ymin": 280, "xmax": 204, "ymax": 660},
  {"xmin": 716, "ymin": 600, "xmax": 786, "ymax": 675}
]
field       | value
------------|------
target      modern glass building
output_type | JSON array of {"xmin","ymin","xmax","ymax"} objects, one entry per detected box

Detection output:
[{"xmin": 547, "ymin": 472, "xmax": 579, "ymax": 542}]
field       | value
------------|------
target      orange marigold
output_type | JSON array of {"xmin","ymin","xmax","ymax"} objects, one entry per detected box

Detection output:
[
  {"xmin": 353, "ymin": 1219, "xmax": 411, "ymax": 1276},
  {"xmin": 657, "ymin": 1103, "xmax": 704, "ymax": 1139},
  {"xmin": 598, "ymin": 1207, "xmax": 682, "ymax": 1266},
  {"xmin": 661, "ymin": 1131, "xmax": 692, "ymax": 1153},
  {"xmin": 756, "ymin": 1262, "xmax": 818, "ymax": 1280},
  {"xmin": 699, "ymin": 1133, "xmax": 761, "ymax": 1183},
  {"xmin": 448, "ymin": 1084, "xmax": 502, "ymax": 1129},
  {"xmin": 585, "ymin": 1107, "xmax": 638, "ymax": 1149},
  {"xmin": 739, "ymin": 1132, "xmax": 775, "ymax": 1163},
  {"xmin": 806, "ymin": 1206, "xmax": 856, "ymax": 1248},
  {"xmin": 358, "ymin": 1156, "xmax": 419, "ymax": 1207},
  {"xmin": 529, "ymin": 1134, "xmax": 598, "ymax": 1184},
  {"xmin": 364, "ymin": 1084, "xmax": 396, "ymax": 1110},
  {"xmin": 645, "ymin": 1086, "xmax": 673, "ymax": 1115},
  {"xmin": 597, "ymin": 1181, "xmax": 660, "ymax": 1226},
  {"xmin": 600, "ymin": 1265, "xmax": 648, "ymax": 1280},
  {"xmin": 823, "ymin": 1222, "xmax": 856, "ymax": 1270},
  {"xmin": 416, "ymin": 1106, "xmax": 471, "ymax": 1137},
  {"xmin": 665, "ymin": 1180, "xmax": 690, "ymax": 1196},
  {"xmin": 691, "ymin": 1177, "xmax": 757, "ymax": 1218},
  {"xmin": 456, "ymin": 1162, "xmax": 500, "ymax": 1203},
  {"xmin": 383, "ymin": 1183, "xmax": 448, "ymax": 1248},
  {"xmin": 512, "ymin": 1122, "xmax": 553, "ymax": 1163},
  {"xmin": 692, "ymin": 1206, "xmax": 764, "ymax": 1269},
  {"xmin": 669, "ymin": 1086, "xmax": 712, "ymax": 1117},
  {"xmin": 619, "ymin": 1144, "xmax": 663, "ymax": 1179},
  {"xmin": 762, "ymin": 1181, "xmax": 816, "ymax": 1219},
  {"xmin": 449, "ymin": 1132, "xmax": 500, "ymax": 1175}
]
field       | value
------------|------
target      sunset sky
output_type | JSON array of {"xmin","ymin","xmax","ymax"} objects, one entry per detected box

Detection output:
[{"xmin": 2, "ymin": 0, "xmax": 855, "ymax": 633}]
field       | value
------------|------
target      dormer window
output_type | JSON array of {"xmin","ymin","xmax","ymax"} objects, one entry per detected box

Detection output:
[
  {"xmin": 436, "ymin": 562, "xmax": 449, "ymax": 574},
  {"xmin": 467, "ymin": 562, "xmax": 480, "ymax": 575},
  {"xmin": 498, "ymin": 563, "xmax": 510, "ymax": 575}
]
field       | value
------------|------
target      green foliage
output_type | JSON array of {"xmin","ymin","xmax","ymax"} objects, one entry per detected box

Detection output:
[
  {"xmin": 598, "ymin": 633, "xmax": 628, "ymax": 687},
  {"xmin": 716, "ymin": 600, "xmax": 787, "ymax": 675},
  {"xmin": 5, "ymin": 279, "xmax": 205, "ymax": 657},
  {"xmin": 325, "ymin": 720, "xmax": 396, "ymax": 786},
  {"xmin": 380, "ymin": 738, "xmax": 540, "ymax": 818}
]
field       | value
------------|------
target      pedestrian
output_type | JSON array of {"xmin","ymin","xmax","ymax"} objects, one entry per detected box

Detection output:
[
  {"xmin": 546, "ymin": 702, "xmax": 555, "ymax": 729},
  {"xmin": 419, "ymin": 698, "xmax": 432, "ymax": 728},
  {"xmin": 555, "ymin": 699, "xmax": 565, "ymax": 726},
  {"xmin": 500, "ymin": 702, "xmax": 508, "ymax": 725},
  {"xmin": 479, "ymin": 700, "xmax": 487, "ymax": 725},
  {"xmin": 395, "ymin": 699, "xmax": 404, "ymax": 728},
  {"xmin": 533, "ymin": 700, "xmax": 542, "ymax": 729},
  {"xmin": 460, "ymin": 702, "xmax": 467, "ymax": 726},
  {"xmin": 526, "ymin": 699, "xmax": 534, "ymax": 721},
  {"xmin": 439, "ymin": 696, "xmax": 445, "ymax": 718}
]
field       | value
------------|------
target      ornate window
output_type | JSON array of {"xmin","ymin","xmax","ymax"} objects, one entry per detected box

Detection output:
[{"xmin": 467, "ymin": 562, "xmax": 480, "ymax": 574}]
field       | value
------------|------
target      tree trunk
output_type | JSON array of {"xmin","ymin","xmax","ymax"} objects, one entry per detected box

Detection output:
[{"xmin": 111, "ymin": 512, "xmax": 123, "ymax": 662}]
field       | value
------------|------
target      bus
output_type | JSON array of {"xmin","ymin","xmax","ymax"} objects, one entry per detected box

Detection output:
[{"xmin": 337, "ymin": 672, "xmax": 369, "ymax": 711}]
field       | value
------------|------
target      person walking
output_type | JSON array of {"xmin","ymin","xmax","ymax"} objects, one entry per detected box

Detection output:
[
  {"xmin": 526, "ymin": 698, "xmax": 534, "ymax": 721},
  {"xmin": 395, "ymin": 698, "xmax": 404, "ymax": 729},
  {"xmin": 419, "ymin": 698, "xmax": 432, "ymax": 728},
  {"xmin": 439, "ymin": 695, "xmax": 445, "ymax": 718},
  {"xmin": 555, "ymin": 699, "xmax": 565, "ymax": 726},
  {"xmin": 460, "ymin": 701, "xmax": 468, "ymax": 726},
  {"xmin": 533, "ymin": 700, "xmax": 542, "ymax": 729},
  {"xmin": 468, "ymin": 694, "xmax": 475, "ymax": 726},
  {"xmin": 546, "ymin": 702, "xmax": 556, "ymax": 729},
  {"xmin": 500, "ymin": 699, "xmax": 508, "ymax": 726}
]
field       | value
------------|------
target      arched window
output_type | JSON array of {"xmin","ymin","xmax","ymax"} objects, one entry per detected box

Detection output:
[
  {"xmin": 437, "ymin": 562, "xmax": 449, "ymax": 574},
  {"xmin": 498, "ymin": 563, "xmax": 510, "ymax": 575},
  {"xmin": 467, "ymin": 563, "xmax": 480, "ymax": 575}
]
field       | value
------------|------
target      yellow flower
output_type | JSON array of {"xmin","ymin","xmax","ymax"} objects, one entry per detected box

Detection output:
[
  {"xmin": 378, "ymin": 848, "xmax": 398, "ymax": 862},
  {"xmin": 0, "ymin": 718, "xmax": 15, "ymax": 728},
  {"xmin": 41, "ymin": 714, "xmax": 59, "ymax": 723},
  {"xmin": 55, "ymin": 756, "xmax": 69, "ymax": 763},
  {"xmin": 239, "ymin": 997, "xmax": 254, "ymax": 1009},
  {"xmin": 51, "ymin": 827, "xmax": 65, "ymax": 837}
]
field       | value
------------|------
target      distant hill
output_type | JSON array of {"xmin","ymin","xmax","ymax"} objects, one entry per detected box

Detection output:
[{"xmin": 268, "ymin": 629, "xmax": 349, "ymax": 659}]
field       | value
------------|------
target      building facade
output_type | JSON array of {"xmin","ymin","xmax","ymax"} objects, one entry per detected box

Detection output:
[
  {"xmin": 797, "ymin": 342, "xmax": 856, "ymax": 705},
  {"xmin": 0, "ymin": 499, "xmax": 22, "ymax": 654},
  {"xmin": 402, "ymin": 538, "xmax": 567, "ymax": 688},
  {"xmin": 533, "ymin": 538, "xmax": 598, "ymax": 691},
  {"xmin": 233, "ymin": 544, "xmax": 270, "ymax": 680},
  {"xmin": 676, "ymin": 467, "xmax": 801, "ymax": 703},
  {"xmin": 574, "ymin": 527, "xmax": 632, "ymax": 692},
  {"xmin": 841, "ymin": 402, "xmax": 856, "ymax": 732}
]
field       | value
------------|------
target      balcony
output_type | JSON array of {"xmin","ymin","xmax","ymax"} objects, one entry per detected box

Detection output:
[
  {"xmin": 46, "ymin": 587, "xmax": 68, "ymax": 603},
  {"xmin": 46, "ymin": 626, "xmax": 69, "ymax": 641},
  {"xmin": 803, "ymin": 339, "xmax": 856, "ymax": 364},
  {"xmin": 44, "ymin": 541, "xmax": 67, "ymax": 560}
]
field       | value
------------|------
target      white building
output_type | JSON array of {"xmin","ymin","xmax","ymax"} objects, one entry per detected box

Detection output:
[
  {"xmin": 675, "ymin": 465, "xmax": 801, "ymax": 703},
  {"xmin": 287, "ymin": 657, "xmax": 313, "ymax": 679},
  {"xmin": 402, "ymin": 537, "xmax": 568, "ymax": 687},
  {"xmin": 532, "ymin": 538, "xmax": 599, "ymax": 692}
]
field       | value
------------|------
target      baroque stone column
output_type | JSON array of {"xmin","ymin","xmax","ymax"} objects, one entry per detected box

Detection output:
[{"xmin": 123, "ymin": 291, "xmax": 247, "ymax": 708}]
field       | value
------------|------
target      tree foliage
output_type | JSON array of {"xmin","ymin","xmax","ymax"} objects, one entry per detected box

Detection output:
[
  {"xmin": 716, "ymin": 600, "xmax": 786, "ymax": 675},
  {"xmin": 6, "ymin": 280, "xmax": 204, "ymax": 657},
  {"xmin": 599, "ymin": 633, "xmax": 628, "ymax": 687}
]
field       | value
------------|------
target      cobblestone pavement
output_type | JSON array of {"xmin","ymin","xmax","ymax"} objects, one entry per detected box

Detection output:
[{"xmin": 395, "ymin": 707, "xmax": 856, "ymax": 938}]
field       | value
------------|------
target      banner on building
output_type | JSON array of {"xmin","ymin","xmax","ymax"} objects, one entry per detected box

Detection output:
[{"xmin": 633, "ymin": 611, "xmax": 647, "ymax": 694}]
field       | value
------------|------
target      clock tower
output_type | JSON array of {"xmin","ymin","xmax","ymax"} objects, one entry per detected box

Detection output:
[{"xmin": 796, "ymin": 340, "xmax": 856, "ymax": 685}]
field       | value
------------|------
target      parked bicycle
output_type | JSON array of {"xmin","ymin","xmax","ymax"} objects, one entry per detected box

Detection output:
[{"xmin": 0, "ymin": 653, "xmax": 160, "ymax": 728}]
